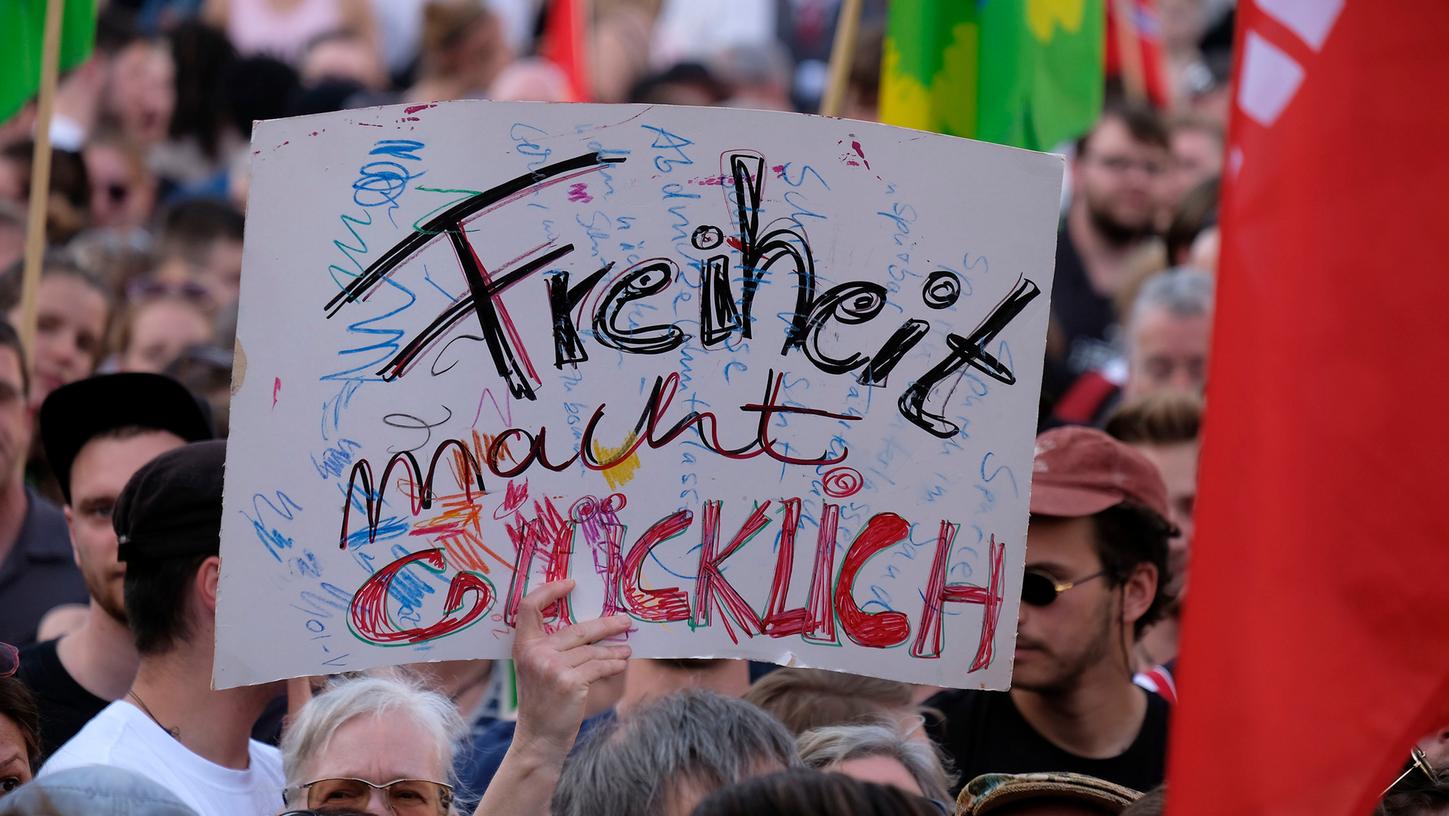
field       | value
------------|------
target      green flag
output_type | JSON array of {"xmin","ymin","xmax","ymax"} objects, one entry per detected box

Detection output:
[
  {"xmin": 881, "ymin": 0, "xmax": 1104, "ymax": 151},
  {"xmin": 0, "ymin": 0, "xmax": 98, "ymax": 124}
]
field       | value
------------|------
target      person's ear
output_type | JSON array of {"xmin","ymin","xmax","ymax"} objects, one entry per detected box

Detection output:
[
  {"xmin": 196, "ymin": 555, "xmax": 222, "ymax": 614},
  {"xmin": 1121, "ymin": 562, "xmax": 1158, "ymax": 629}
]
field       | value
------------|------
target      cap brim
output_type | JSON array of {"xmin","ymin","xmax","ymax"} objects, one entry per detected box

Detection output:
[
  {"xmin": 1029, "ymin": 482, "xmax": 1124, "ymax": 518},
  {"xmin": 40, "ymin": 373, "xmax": 216, "ymax": 503}
]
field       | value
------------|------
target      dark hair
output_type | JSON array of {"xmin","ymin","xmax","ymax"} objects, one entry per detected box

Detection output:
[
  {"xmin": 123, "ymin": 553, "xmax": 211, "ymax": 654},
  {"xmin": 0, "ymin": 676, "xmax": 42, "ymax": 774},
  {"xmin": 628, "ymin": 62, "xmax": 729, "ymax": 105},
  {"xmin": 1104, "ymin": 391, "xmax": 1203, "ymax": 447},
  {"xmin": 743, "ymin": 668, "xmax": 914, "ymax": 735},
  {"xmin": 1122, "ymin": 785, "xmax": 1166, "ymax": 816},
  {"xmin": 168, "ymin": 21, "xmax": 238, "ymax": 159},
  {"xmin": 159, "ymin": 197, "xmax": 244, "ymax": 253},
  {"xmin": 689, "ymin": 769, "xmax": 939, "ymax": 816},
  {"xmin": 1376, "ymin": 778, "xmax": 1449, "ymax": 816},
  {"xmin": 0, "ymin": 321, "xmax": 28, "ymax": 396},
  {"xmin": 1077, "ymin": 102, "xmax": 1171, "ymax": 157},
  {"xmin": 1165, "ymin": 177, "xmax": 1220, "ymax": 267},
  {"xmin": 1092, "ymin": 502, "xmax": 1174, "ymax": 637}
]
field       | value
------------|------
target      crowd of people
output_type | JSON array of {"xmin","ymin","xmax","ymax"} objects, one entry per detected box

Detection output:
[{"xmin": 0, "ymin": 0, "xmax": 1444, "ymax": 814}]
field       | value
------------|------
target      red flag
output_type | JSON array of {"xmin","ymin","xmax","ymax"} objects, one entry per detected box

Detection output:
[
  {"xmin": 542, "ymin": 0, "xmax": 590, "ymax": 102},
  {"xmin": 1105, "ymin": 0, "xmax": 1169, "ymax": 107},
  {"xmin": 1169, "ymin": 2, "xmax": 1449, "ymax": 814}
]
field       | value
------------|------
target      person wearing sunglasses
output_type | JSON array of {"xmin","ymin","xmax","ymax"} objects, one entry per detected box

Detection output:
[{"xmin": 927, "ymin": 426, "xmax": 1177, "ymax": 795}]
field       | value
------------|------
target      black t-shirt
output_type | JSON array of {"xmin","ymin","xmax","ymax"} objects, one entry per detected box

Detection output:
[
  {"xmin": 1051, "ymin": 228, "xmax": 1119, "ymax": 375},
  {"xmin": 15, "ymin": 637, "xmax": 108, "ymax": 761},
  {"xmin": 927, "ymin": 688, "xmax": 1170, "ymax": 794}
]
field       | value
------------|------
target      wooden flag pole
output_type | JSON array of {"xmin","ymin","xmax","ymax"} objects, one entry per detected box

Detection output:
[
  {"xmin": 18, "ymin": 0, "xmax": 67, "ymax": 362},
  {"xmin": 819, "ymin": 0, "xmax": 865, "ymax": 117}
]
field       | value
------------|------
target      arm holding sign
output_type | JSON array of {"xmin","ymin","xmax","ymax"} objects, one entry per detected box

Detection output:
[{"xmin": 477, "ymin": 579, "xmax": 632, "ymax": 815}]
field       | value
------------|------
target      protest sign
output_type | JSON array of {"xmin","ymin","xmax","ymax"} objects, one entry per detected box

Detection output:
[{"xmin": 216, "ymin": 100, "xmax": 1063, "ymax": 690}]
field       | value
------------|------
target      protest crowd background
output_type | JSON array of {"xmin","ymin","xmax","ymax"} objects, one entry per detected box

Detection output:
[{"xmin": 0, "ymin": 0, "xmax": 1446, "ymax": 815}]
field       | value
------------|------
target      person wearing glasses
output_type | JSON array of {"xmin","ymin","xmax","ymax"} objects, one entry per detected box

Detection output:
[
  {"xmin": 281, "ymin": 577, "xmax": 631, "ymax": 816},
  {"xmin": 926, "ymin": 426, "xmax": 1176, "ymax": 794},
  {"xmin": 1044, "ymin": 104, "xmax": 1171, "ymax": 414},
  {"xmin": 38, "ymin": 441, "xmax": 286, "ymax": 816}
]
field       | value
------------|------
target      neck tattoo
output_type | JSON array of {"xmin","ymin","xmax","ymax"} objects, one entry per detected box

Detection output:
[{"xmin": 127, "ymin": 690, "xmax": 180, "ymax": 740}]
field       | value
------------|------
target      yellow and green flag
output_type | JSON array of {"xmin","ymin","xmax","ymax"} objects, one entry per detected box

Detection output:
[
  {"xmin": 1, "ymin": 0, "xmax": 98, "ymax": 123},
  {"xmin": 881, "ymin": 0, "xmax": 1105, "ymax": 150}
]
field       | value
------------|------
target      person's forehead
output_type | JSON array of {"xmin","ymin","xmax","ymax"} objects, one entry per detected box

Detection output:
[
  {"xmin": 1025, "ymin": 515, "xmax": 1100, "ymax": 563},
  {"xmin": 72, "ymin": 430, "xmax": 188, "ymax": 485},
  {"xmin": 311, "ymin": 713, "xmax": 443, "ymax": 780}
]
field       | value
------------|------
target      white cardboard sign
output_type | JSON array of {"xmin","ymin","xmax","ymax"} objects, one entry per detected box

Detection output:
[{"xmin": 217, "ymin": 101, "xmax": 1062, "ymax": 690}]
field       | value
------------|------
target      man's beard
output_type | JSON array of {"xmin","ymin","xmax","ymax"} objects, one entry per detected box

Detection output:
[
  {"xmin": 1088, "ymin": 199, "xmax": 1153, "ymax": 248},
  {"xmin": 1013, "ymin": 601, "xmax": 1116, "ymax": 696},
  {"xmin": 83, "ymin": 568, "xmax": 128, "ymax": 624}
]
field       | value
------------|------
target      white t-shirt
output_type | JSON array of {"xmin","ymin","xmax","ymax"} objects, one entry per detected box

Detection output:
[{"xmin": 40, "ymin": 701, "xmax": 284, "ymax": 816}]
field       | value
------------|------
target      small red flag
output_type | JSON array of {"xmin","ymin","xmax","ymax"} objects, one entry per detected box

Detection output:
[
  {"xmin": 542, "ymin": 0, "xmax": 590, "ymax": 102},
  {"xmin": 1168, "ymin": 1, "xmax": 1449, "ymax": 814}
]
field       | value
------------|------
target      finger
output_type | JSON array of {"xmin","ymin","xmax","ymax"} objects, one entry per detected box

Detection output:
[
  {"xmin": 516, "ymin": 579, "xmax": 576, "ymax": 642},
  {"xmin": 548, "ymin": 614, "xmax": 632, "ymax": 651},
  {"xmin": 564, "ymin": 643, "xmax": 633, "ymax": 668},
  {"xmin": 575, "ymin": 658, "xmax": 629, "ymax": 685}
]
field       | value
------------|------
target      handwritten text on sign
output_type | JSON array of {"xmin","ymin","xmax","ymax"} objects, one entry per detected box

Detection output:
[{"xmin": 217, "ymin": 101, "xmax": 1063, "ymax": 689}]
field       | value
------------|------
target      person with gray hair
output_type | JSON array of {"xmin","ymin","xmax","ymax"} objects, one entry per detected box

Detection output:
[
  {"xmin": 550, "ymin": 689, "xmax": 801, "ymax": 816},
  {"xmin": 797, "ymin": 721, "xmax": 955, "ymax": 809},
  {"xmin": 281, "ymin": 672, "xmax": 466, "ymax": 815},
  {"xmin": 283, "ymin": 578, "xmax": 633, "ymax": 815},
  {"xmin": 1124, "ymin": 267, "xmax": 1214, "ymax": 402}
]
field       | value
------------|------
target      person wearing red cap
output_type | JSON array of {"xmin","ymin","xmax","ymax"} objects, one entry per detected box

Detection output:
[{"xmin": 926, "ymin": 426, "xmax": 1177, "ymax": 794}]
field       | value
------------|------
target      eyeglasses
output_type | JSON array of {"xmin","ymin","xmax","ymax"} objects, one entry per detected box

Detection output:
[
  {"xmin": 1087, "ymin": 154, "xmax": 1164, "ymax": 178},
  {"xmin": 0, "ymin": 642, "xmax": 17, "ymax": 678},
  {"xmin": 1021, "ymin": 569, "xmax": 1108, "ymax": 607},
  {"xmin": 1383, "ymin": 747, "xmax": 1440, "ymax": 795},
  {"xmin": 288, "ymin": 778, "xmax": 454, "ymax": 815}
]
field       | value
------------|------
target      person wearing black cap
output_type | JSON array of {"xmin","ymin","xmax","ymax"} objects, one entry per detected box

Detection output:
[
  {"xmin": 16, "ymin": 373, "xmax": 212, "ymax": 760},
  {"xmin": 39, "ymin": 441, "xmax": 285, "ymax": 816},
  {"xmin": 927, "ymin": 426, "xmax": 1176, "ymax": 794},
  {"xmin": 0, "ymin": 321, "xmax": 85, "ymax": 648}
]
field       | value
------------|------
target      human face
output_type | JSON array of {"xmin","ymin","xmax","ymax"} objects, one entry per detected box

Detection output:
[
  {"xmin": 297, "ymin": 714, "xmax": 449, "ymax": 816},
  {"xmin": 1125, "ymin": 308, "xmax": 1211, "ymax": 401},
  {"xmin": 0, "ymin": 712, "xmax": 31, "ymax": 795},
  {"xmin": 1131, "ymin": 441, "xmax": 1197, "ymax": 597},
  {"xmin": 107, "ymin": 42, "xmax": 175, "ymax": 147},
  {"xmin": 1074, "ymin": 118, "xmax": 1167, "ymax": 245},
  {"xmin": 1014, "ymin": 516, "xmax": 1117, "ymax": 694},
  {"xmin": 66, "ymin": 431, "xmax": 186, "ymax": 622},
  {"xmin": 833, "ymin": 754, "xmax": 924, "ymax": 797},
  {"xmin": 8, "ymin": 275, "xmax": 108, "ymax": 409},
  {"xmin": 0, "ymin": 349, "xmax": 28, "ymax": 492},
  {"xmin": 84, "ymin": 143, "xmax": 154, "ymax": 230},
  {"xmin": 120, "ymin": 299, "xmax": 212, "ymax": 374}
]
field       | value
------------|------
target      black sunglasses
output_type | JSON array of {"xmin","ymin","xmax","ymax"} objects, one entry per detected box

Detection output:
[
  {"xmin": 1021, "ymin": 569, "xmax": 1108, "ymax": 607},
  {"xmin": 0, "ymin": 642, "xmax": 17, "ymax": 678}
]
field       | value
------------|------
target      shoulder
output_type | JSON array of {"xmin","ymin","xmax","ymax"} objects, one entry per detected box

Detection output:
[
  {"xmin": 39, "ymin": 703, "xmax": 131, "ymax": 773},
  {"xmin": 19, "ymin": 489, "xmax": 70, "ymax": 557},
  {"xmin": 251, "ymin": 740, "xmax": 285, "ymax": 777}
]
